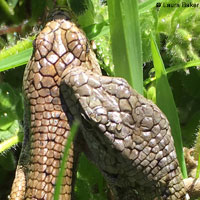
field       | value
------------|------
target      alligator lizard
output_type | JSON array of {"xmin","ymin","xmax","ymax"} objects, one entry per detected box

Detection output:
[{"xmin": 10, "ymin": 8, "xmax": 188, "ymax": 200}]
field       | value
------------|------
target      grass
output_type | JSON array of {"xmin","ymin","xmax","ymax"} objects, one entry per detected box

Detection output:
[
  {"xmin": 108, "ymin": 0, "xmax": 143, "ymax": 94},
  {"xmin": 54, "ymin": 121, "xmax": 79, "ymax": 200},
  {"xmin": 151, "ymin": 34, "xmax": 187, "ymax": 178},
  {"xmin": 0, "ymin": 0, "xmax": 199, "ymax": 199}
]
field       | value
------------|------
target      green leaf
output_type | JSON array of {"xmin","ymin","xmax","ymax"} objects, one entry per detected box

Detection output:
[
  {"xmin": 0, "ymin": 120, "xmax": 23, "ymax": 153},
  {"xmin": 181, "ymin": 68, "xmax": 200, "ymax": 100},
  {"xmin": 140, "ymin": 9, "xmax": 158, "ymax": 63},
  {"xmin": 0, "ymin": 48, "xmax": 32, "ymax": 72},
  {"xmin": 157, "ymin": 0, "xmax": 182, "ymax": 34},
  {"xmin": 7, "ymin": 0, "xmax": 18, "ymax": 9},
  {"xmin": 0, "ymin": 35, "xmax": 34, "ymax": 72},
  {"xmin": 144, "ymin": 60, "xmax": 200, "ymax": 86},
  {"xmin": 76, "ymin": 0, "xmax": 95, "ymax": 26},
  {"xmin": 183, "ymin": 110, "xmax": 200, "ymax": 147},
  {"xmin": 107, "ymin": 0, "xmax": 143, "ymax": 94},
  {"xmin": 146, "ymin": 84, "xmax": 156, "ymax": 103},
  {"xmin": 83, "ymin": 21, "xmax": 109, "ymax": 40},
  {"xmin": 31, "ymin": 0, "xmax": 46, "ymax": 21},
  {"xmin": 0, "ymin": 83, "xmax": 21, "ymax": 130},
  {"xmin": 0, "ymin": 83, "xmax": 17, "ymax": 109},
  {"xmin": 0, "ymin": 120, "xmax": 22, "ymax": 141},
  {"xmin": 150, "ymin": 34, "xmax": 187, "ymax": 178},
  {"xmin": 0, "ymin": 151, "xmax": 16, "ymax": 171},
  {"xmin": 75, "ymin": 154, "xmax": 106, "ymax": 200},
  {"xmin": 0, "ymin": 135, "xmax": 21, "ymax": 153},
  {"xmin": 0, "ymin": 36, "xmax": 34, "ymax": 60},
  {"xmin": 139, "ymin": 0, "xmax": 163, "ymax": 13},
  {"xmin": 167, "ymin": 60, "xmax": 200, "ymax": 73},
  {"xmin": 0, "ymin": 110, "xmax": 17, "ymax": 130},
  {"xmin": 0, "ymin": 0, "xmax": 16, "ymax": 22},
  {"xmin": 54, "ymin": 121, "xmax": 79, "ymax": 200},
  {"xmin": 15, "ymin": 93, "xmax": 24, "ymax": 120}
]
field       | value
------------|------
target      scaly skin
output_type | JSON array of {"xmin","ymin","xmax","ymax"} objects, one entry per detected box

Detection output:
[
  {"xmin": 10, "ymin": 8, "xmax": 188, "ymax": 200},
  {"xmin": 10, "ymin": 10, "xmax": 101, "ymax": 200},
  {"xmin": 60, "ymin": 66, "xmax": 188, "ymax": 200}
]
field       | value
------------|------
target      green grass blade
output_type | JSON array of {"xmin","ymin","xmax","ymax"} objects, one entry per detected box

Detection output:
[
  {"xmin": 0, "ymin": 48, "xmax": 32, "ymax": 72},
  {"xmin": 166, "ymin": 60, "xmax": 200, "ymax": 73},
  {"xmin": 150, "ymin": 34, "xmax": 187, "ymax": 178},
  {"xmin": 144, "ymin": 60, "xmax": 200, "ymax": 86},
  {"xmin": 0, "ymin": 36, "xmax": 34, "ymax": 71},
  {"xmin": 54, "ymin": 120, "xmax": 79, "ymax": 200},
  {"xmin": 107, "ymin": 0, "xmax": 143, "ymax": 94},
  {"xmin": 0, "ymin": 36, "xmax": 34, "ymax": 60}
]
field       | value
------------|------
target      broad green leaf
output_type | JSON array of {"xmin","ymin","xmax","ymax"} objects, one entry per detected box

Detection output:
[{"xmin": 107, "ymin": 0, "xmax": 143, "ymax": 94}]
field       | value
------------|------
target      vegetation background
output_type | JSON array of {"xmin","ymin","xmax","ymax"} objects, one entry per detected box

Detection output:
[{"xmin": 0, "ymin": 0, "xmax": 199, "ymax": 199}]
